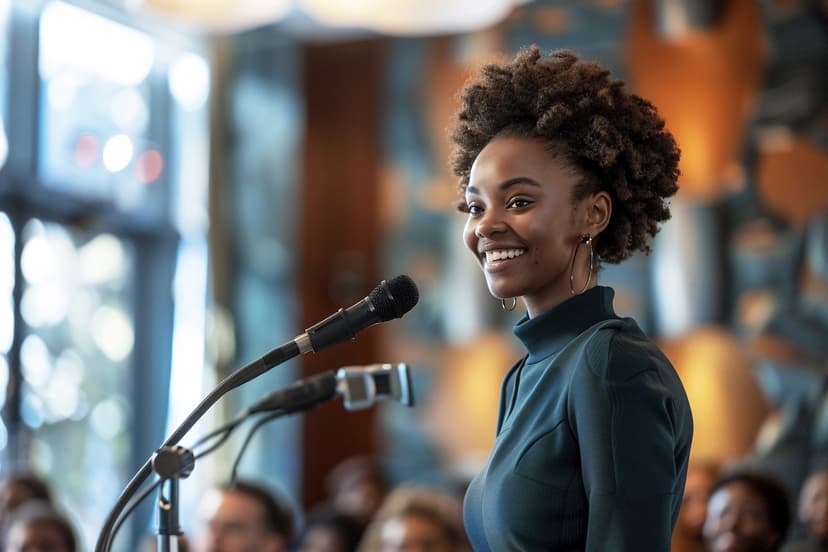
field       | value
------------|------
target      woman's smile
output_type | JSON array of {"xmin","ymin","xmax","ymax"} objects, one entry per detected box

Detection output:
[{"xmin": 481, "ymin": 247, "xmax": 527, "ymax": 271}]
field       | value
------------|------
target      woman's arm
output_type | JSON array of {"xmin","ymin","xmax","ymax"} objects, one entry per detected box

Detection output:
[{"xmin": 571, "ymin": 329, "xmax": 692, "ymax": 551}]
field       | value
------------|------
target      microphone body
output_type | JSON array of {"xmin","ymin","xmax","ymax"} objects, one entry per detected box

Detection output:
[
  {"xmin": 245, "ymin": 363, "xmax": 414, "ymax": 414},
  {"xmin": 295, "ymin": 275, "xmax": 419, "ymax": 353}
]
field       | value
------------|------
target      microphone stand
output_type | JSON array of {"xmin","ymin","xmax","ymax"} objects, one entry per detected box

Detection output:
[
  {"xmin": 95, "ymin": 340, "xmax": 305, "ymax": 552},
  {"xmin": 152, "ymin": 446, "xmax": 194, "ymax": 552}
]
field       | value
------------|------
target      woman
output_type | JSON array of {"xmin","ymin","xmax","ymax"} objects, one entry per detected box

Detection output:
[
  {"xmin": 783, "ymin": 463, "xmax": 828, "ymax": 552},
  {"xmin": 357, "ymin": 486, "xmax": 471, "ymax": 552},
  {"xmin": 4, "ymin": 501, "xmax": 78, "ymax": 552},
  {"xmin": 451, "ymin": 46, "xmax": 693, "ymax": 550},
  {"xmin": 704, "ymin": 470, "xmax": 791, "ymax": 552}
]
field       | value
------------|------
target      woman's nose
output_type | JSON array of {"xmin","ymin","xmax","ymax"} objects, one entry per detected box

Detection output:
[{"xmin": 475, "ymin": 209, "xmax": 506, "ymax": 238}]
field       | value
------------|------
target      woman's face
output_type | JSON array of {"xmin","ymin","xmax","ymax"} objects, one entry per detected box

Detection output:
[
  {"xmin": 703, "ymin": 481, "xmax": 781, "ymax": 552},
  {"xmin": 799, "ymin": 472, "xmax": 828, "ymax": 542},
  {"xmin": 463, "ymin": 136, "xmax": 593, "ymax": 316}
]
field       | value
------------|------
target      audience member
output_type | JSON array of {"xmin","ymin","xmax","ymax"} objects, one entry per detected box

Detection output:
[
  {"xmin": 0, "ymin": 473, "xmax": 53, "ymax": 537},
  {"xmin": 357, "ymin": 486, "xmax": 470, "ymax": 552},
  {"xmin": 673, "ymin": 461, "xmax": 720, "ymax": 552},
  {"xmin": 197, "ymin": 479, "xmax": 295, "ymax": 552},
  {"xmin": 324, "ymin": 456, "xmax": 388, "ymax": 525},
  {"xmin": 782, "ymin": 462, "xmax": 828, "ymax": 551},
  {"xmin": 4, "ymin": 501, "xmax": 77, "ymax": 552},
  {"xmin": 704, "ymin": 470, "xmax": 792, "ymax": 552},
  {"xmin": 297, "ymin": 509, "xmax": 365, "ymax": 552}
]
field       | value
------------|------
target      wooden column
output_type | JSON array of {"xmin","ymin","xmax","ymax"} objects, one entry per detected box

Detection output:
[{"xmin": 300, "ymin": 39, "xmax": 385, "ymax": 508}]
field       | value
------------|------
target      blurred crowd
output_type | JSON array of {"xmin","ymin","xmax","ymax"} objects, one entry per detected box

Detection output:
[
  {"xmin": 4, "ymin": 450, "xmax": 828, "ymax": 552},
  {"xmin": 0, "ymin": 455, "xmax": 471, "ymax": 552}
]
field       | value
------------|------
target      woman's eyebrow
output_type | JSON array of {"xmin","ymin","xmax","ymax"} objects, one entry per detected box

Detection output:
[{"xmin": 466, "ymin": 177, "xmax": 541, "ymax": 196}]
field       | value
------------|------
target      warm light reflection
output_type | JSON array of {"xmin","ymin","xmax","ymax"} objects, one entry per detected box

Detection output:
[
  {"xmin": 102, "ymin": 134, "xmax": 134, "ymax": 173},
  {"xmin": 39, "ymin": 1, "xmax": 155, "ymax": 86},
  {"xmin": 423, "ymin": 332, "xmax": 518, "ymax": 472},
  {"xmin": 169, "ymin": 53, "xmax": 210, "ymax": 111},
  {"xmin": 143, "ymin": 0, "xmax": 291, "ymax": 32},
  {"xmin": 757, "ymin": 135, "xmax": 828, "ymax": 225},
  {"xmin": 661, "ymin": 327, "xmax": 770, "ymax": 463},
  {"xmin": 300, "ymin": 0, "xmax": 521, "ymax": 35},
  {"xmin": 627, "ymin": 0, "xmax": 764, "ymax": 202}
]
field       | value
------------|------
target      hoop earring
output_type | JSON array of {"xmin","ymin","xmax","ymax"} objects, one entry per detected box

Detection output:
[
  {"xmin": 569, "ymin": 234, "xmax": 594, "ymax": 295},
  {"xmin": 501, "ymin": 297, "xmax": 517, "ymax": 311}
]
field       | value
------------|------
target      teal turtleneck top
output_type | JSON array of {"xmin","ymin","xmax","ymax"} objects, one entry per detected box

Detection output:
[{"xmin": 463, "ymin": 286, "xmax": 693, "ymax": 551}]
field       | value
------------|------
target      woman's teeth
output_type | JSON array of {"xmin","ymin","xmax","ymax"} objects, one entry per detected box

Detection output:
[{"xmin": 485, "ymin": 249, "xmax": 525, "ymax": 262}]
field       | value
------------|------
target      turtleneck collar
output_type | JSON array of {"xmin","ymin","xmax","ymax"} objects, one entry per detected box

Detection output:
[{"xmin": 513, "ymin": 286, "xmax": 618, "ymax": 362}]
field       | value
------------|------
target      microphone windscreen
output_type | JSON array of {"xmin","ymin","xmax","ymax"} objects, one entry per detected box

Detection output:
[{"xmin": 370, "ymin": 275, "xmax": 419, "ymax": 321}]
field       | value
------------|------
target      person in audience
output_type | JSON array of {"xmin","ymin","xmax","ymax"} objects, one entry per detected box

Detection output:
[
  {"xmin": 357, "ymin": 486, "xmax": 471, "ymax": 552},
  {"xmin": 296, "ymin": 509, "xmax": 365, "ymax": 552},
  {"xmin": 703, "ymin": 470, "xmax": 791, "ymax": 552},
  {"xmin": 782, "ymin": 462, "xmax": 828, "ymax": 551},
  {"xmin": 0, "ymin": 473, "xmax": 53, "ymax": 539},
  {"xmin": 197, "ymin": 479, "xmax": 295, "ymax": 552},
  {"xmin": 3, "ymin": 501, "xmax": 77, "ymax": 552},
  {"xmin": 323, "ymin": 456, "xmax": 388, "ymax": 525},
  {"xmin": 673, "ymin": 461, "xmax": 720, "ymax": 552}
]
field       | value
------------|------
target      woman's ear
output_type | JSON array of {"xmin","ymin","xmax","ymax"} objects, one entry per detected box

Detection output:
[{"xmin": 585, "ymin": 191, "xmax": 612, "ymax": 236}]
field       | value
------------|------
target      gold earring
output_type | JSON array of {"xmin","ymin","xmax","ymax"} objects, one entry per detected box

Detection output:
[
  {"xmin": 501, "ymin": 297, "xmax": 517, "ymax": 311},
  {"xmin": 569, "ymin": 234, "xmax": 594, "ymax": 295}
]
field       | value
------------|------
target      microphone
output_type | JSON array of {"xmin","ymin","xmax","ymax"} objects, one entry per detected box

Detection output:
[
  {"xmin": 294, "ymin": 275, "xmax": 419, "ymax": 354},
  {"xmin": 244, "ymin": 363, "xmax": 414, "ymax": 414},
  {"xmin": 95, "ymin": 278, "xmax": 419, "ymax": 552}
]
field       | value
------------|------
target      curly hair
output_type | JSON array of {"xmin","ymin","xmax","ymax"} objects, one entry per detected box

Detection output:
[{"xmin": 451, "ymin": 46, "xmax": 680, "ymax": 263}]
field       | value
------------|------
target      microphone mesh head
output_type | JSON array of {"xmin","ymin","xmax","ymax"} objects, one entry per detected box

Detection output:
[{"xmin": 369, "ymin": 274, "xmax": 419, "ymax": 321}]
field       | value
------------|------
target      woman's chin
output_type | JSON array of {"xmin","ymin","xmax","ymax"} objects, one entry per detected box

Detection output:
[{"xmin": 487, "ymin": 284, "xmax": 522, "ymax": 301}]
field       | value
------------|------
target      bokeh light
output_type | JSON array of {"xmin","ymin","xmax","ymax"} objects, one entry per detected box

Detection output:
[
  {"xmin": 91, "ymin": 305, "xmax": 134, "ymax": 362},
  {"xmin": 135, "ymin": 149, "xmax": 164, "ymax": 184},
  {"xmin": 74, "ymin": 133, "xmax": 100, "ymax": 168},
  {"xmin": 102, "ymin": 134, "xmax": 134, "ymax": 173},
  {"xmin": 90, "ymin": 398, "xmax": 125, "ymax": 439},
  {"xmin": 79, "ymin": 234, "xmax": 127, "ymax": 285},
  {"xmin": 169, "ymin": 53, "xmax": 210, "ymax": 111}
]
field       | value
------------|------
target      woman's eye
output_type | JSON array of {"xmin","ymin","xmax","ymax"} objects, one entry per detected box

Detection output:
[
  {"xmin": 467, "ymin": 204, "xmax": 483, "ymax": 215},
  {"xmin": 508, "ymin": 198, "xmax": 531, "ymax": 209}
]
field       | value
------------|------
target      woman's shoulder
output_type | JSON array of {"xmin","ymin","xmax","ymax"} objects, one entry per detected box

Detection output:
[{"xmin": 579, "ymin": 319, "xmax": 675, "ymax": 384}]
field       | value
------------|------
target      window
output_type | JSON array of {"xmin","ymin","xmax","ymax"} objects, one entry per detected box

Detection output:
[{"xmin": 0, "ymin": 2, "xmax": 211, "ymax": 550}]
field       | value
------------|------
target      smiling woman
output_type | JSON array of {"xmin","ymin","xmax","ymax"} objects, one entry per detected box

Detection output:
[{"xmin": 450, "ymin": 46, "xmax": 692, "ymax": 551}]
